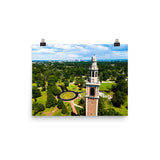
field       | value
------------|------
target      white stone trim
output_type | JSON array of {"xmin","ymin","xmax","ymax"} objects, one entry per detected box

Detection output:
[
  {"xmin": 86, "ymin": 98, "xmax": 88, "ymax": 116},
  {"xmin": 96, "ymin": 99, "xmax": 98, "ymax": 116}
]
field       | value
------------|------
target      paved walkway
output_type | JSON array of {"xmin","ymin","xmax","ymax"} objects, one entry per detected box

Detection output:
[
  {"xmin": 42, "ymin": 107, "xmax": 58, "ymax": 116},
  {"xmin": 70, "ymin": 101, "xmax": 77, "ymax": 115},
  {"xmin": 73, "ymin": 102, "xmax": 83, "ymax": 109}
]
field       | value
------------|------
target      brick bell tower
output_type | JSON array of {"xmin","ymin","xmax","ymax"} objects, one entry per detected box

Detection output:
[{"xmin": 86, "ymin": 55, "xmax": 100, "ymax": 116}]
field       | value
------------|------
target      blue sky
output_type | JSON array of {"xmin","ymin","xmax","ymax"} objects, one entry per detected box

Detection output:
[{"xmin": 32, "ymin": 44, "xmax": 128, "ymax": 60}]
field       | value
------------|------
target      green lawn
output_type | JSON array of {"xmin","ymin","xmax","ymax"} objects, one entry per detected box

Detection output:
[
  {"xmin": 68, "ymin": 84, "xmax": 86, "ymax": 92},
  {"xmin": 74, "ymin": 98, "xmax": 81, "ymax": 105},
  {"xmin": 33, "ymin": 90, "xmax": 47, "ymax": 106},
  {"xmin": 60, "ymin": 92, "xmax": 75, "ymax": 99},
  {"xmin": 56, "ymin": 81, "xmax": 64, "ymax": 86},
  {"xmin": 43, "ymin": 106, "xmax": 55, "ymax": 113},
  {"xmin": 32, "ymin": 83, "xmax": 37, "ymax": 88},
  {"xmin": 100, "ymin": 97, "xmax": 128, "ymax": 116},
  {"xmin": 68, "ymin": 84, "xmax": 78, "ymax": 91},
  {"xmin": 52, "ymin": 109, "xmax": 63, "ymax": 116},
  {"xmin": 52, "ymin": 102, "xmax": 71, "ymax": 116},
  {"xmin": 99, "ymin": 83, "xmax": 115, "ymax": 91},
  {"xmin": 35, "ymin": 112, "xmax": 47, "ymax": 116},
  {"xmin": 80, "ymin": 92, "xmax": 86, "ymax": 98},
  {"xmin": 111, "ymin": 106, "xmax": 128, "ymax": 116}
]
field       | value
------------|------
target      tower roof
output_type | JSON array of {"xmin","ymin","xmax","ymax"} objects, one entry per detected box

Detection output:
[
  {"xmin": 89, "ymin": 54, "xmax": 98, "ymax": 70},
  {"xmin": 92, "ymin": 55, "xmax": 97, "ymax": 62}
]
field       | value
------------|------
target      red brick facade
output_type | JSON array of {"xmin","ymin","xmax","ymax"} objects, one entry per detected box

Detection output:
[{"xmin": 86, "ymin": 98, "xmax": 97, "ymax": 116}]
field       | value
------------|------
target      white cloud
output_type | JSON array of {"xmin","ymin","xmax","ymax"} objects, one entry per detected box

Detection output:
[
  {"xmin": 53, "ymin": 44, "xmax": 73, "ymax": 50},
  {"xmin": 32, "ymin": 48, "xmax": 56, "ymax": 54},
  {"xmin": 112, "ymin": 51, "xmax": 128, "ymax": 56},
  {"xmin": 68, "ymin": 54, "xmax": 79, "ymax": 58},
  {"xmin": 88, "ymin": 44, "xmax": 109, "ymax": 50}
]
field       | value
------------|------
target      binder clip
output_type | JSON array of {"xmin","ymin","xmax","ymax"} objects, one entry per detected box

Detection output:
[
  {"xmin": 114, "ymin": 39, "xmax": 120, "ymax": 46},
  {"xmin": 40, "ymin": 39, "xmax": 46, "ymax": 46}
]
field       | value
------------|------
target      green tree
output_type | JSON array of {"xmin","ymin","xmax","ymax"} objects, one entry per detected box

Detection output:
[
  {"xmin": 64, "ymin": 80, "xmax": 69, "ymax": 88},
  {"xmin": 112, "ymin": 91, "xmax": 126, "ymax": 107},
  {"xmin": 57, "ymin": 99, "xmax": 64, "ymax": 109},
  {"xmin": 32, "ymin": 102, "xmax": 45, "ymax": 114},
  {"xmin": 32, "ymin": 87, "xmax": 41, "ymax": 102},
  {"xmin": 70, "ymin": 76, "xmax": 74, "ymax": 82},
  {"xmin": 48, "ymin": 75, "xmax": 56, "ymax": 86},
  {"xmin": 99, "ymin": 72, "xmax": 103, "ymax": 82},
  {"xmin": 52, "ymin": 86, "xmax": 61, "ymax": 96},
  {"xmin": 47, "ymin": 86, "xmax": 61, "ymax": 96},
  {"xmin": 104, "ymin": 108, "xmax": 122, "ymax": 116},
  {"xmin": 61, "ymin": 104, "xmax": 67, "ymax": 114},
  {"xmin": 98, "ymin": 97, "xmax": 107, "ymax": 116},
  {"xmin": 61, "ymin": 85, "xmax": 66, "ymax": 91},
  {"xmin": 79, "ymin": 102, "xmax": 86, "ymax": 116},
  {"xmin": 46, "ymin": 94, "xmax": 57, "ymax": 108},
  {"xmin": 41, "ymin": 80, "xmax": 46, "ymax": 91}
]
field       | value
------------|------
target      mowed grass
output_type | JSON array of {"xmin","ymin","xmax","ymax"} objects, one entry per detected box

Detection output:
[
  {"xmin": 52, "ymin": 102, "xmax": 72, "ymax": 116},
  {"xmin": 43, "ymin": 107, "xmax": 55, "ymax": 113},
  {"xmin": 60, "ymin": 92, "xmax": 75, "ymax": 99},
  {"xmin": 32, "ymin": 83, "xmax": 37, "ymax": 88},
  {"xmin": 68, "ymin": 84, "xmax": 78, "ymax": 91},
  {"xmin": 99, "ymin": 83, "xmax": 115, "ymax": 91},
  {"xmin": 80, "ymin": 92, "xmax": 86, "ymax": 97},
  {"xmin": 74, "ymin": 98, "xmax": 81, "ymax": 105},
  {"xmin": 52, "ymin": 109, "xmax": 63, "ymax": 116},
  {"xmin": 56, "ymin": 81, "xmax": 64, "ymax": 86},
  {"xmin": 111, "ymin": 106, "xmax": 128, "ymax": 116},
  {"xmin": 68, "ymin": 84, "xmax": 86, "ymax": 92},
  {"xmin": 102, "ymin": 97, "xmax": 128, "ymax": 116}
]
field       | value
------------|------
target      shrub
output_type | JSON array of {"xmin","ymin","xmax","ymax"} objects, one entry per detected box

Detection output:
[
  {"xmin": 46, "ymin": 94, "xmax": 57, "ymax": 108},
  {"xmin": 32, "ymin": 87, "xmax": 41, "ymax": 102},
  {"xmin": 57, "ymin": 99, "xmax": 64, "ymax": 109},
  {"xmin": 112, "ymin": 91, "xmax": 126, "ymax": 107},
  {"xmin": 32, "ymin": 102, "xmax": 45, "ymax": 114},
  {"xmin": 61, "ymin": 105, "xmax": 67, "ymax": 114}
]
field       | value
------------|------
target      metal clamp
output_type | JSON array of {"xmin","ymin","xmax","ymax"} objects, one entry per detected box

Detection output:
[
  {"xmin": 114, "ymin": 39, "xmax": 120, "ymax": 46},
  {"xmin": 40, "ymin": 39, "xmax": 46, "ymax": 46}
]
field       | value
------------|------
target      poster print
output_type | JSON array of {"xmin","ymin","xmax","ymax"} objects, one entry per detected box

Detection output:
[{"xmin": 32, "ymin": 44, "xmax": 128, "ymax": 116}]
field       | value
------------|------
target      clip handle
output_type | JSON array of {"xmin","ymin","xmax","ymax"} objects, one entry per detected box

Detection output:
[
  {"xmin": 114, "ymin": 39, "xmax": 120, "ymax": 46},
  {"xmin": 40, "ymin": 39, "xmax": 46, "ymax": 46}
]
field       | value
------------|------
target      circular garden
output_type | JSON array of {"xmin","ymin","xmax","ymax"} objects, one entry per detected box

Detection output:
[{"xmin": 60, "ymin": 91, "xmax": 76, "ymax": 101}]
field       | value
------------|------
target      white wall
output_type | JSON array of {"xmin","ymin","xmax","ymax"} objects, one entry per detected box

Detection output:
[{"xmin": 0, "ymin": 0, "xmax": 160, "ymax": 160}]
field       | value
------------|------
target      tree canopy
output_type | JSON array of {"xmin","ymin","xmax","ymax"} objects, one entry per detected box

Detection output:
[
  {"xmin": 32, "ymin": 102, "xmax": 45, "ymax": 114},
  {"xmin": 32, "ymin": 87, "xmax": 41, "ymax": 102}
]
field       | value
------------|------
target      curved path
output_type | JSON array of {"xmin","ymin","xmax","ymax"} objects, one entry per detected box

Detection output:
[
  {"xmin": 57, "ymin": 85, "xmax": 85, "ymax": 115},
  {"xmin": 42, "ymin": 107, "xmax": 58, "ymax": 116},
  {"xmin": 57, "ymin": 85, "xmax": 83, "ymax": 101}
]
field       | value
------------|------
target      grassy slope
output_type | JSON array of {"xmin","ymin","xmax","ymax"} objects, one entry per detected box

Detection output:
[
  {"xmin": 99, "ymin": 83, "xmax": 115, "ymax": 91},
  {"xmin": 74, "ymin": 98, "xmax": 81, "ymax": 105},
  {"xmin": 68, "ymin": 84, "xmax": 78, "ymax": 91},
  {"xmin": 68, "ymin": 84, "xmax": 86, "ymax": 92}
]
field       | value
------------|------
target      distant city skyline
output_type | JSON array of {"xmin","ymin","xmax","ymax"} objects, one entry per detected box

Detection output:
[{"xmin": 32, "ymin": 44, "xmax": 128, "ymax": 61}]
